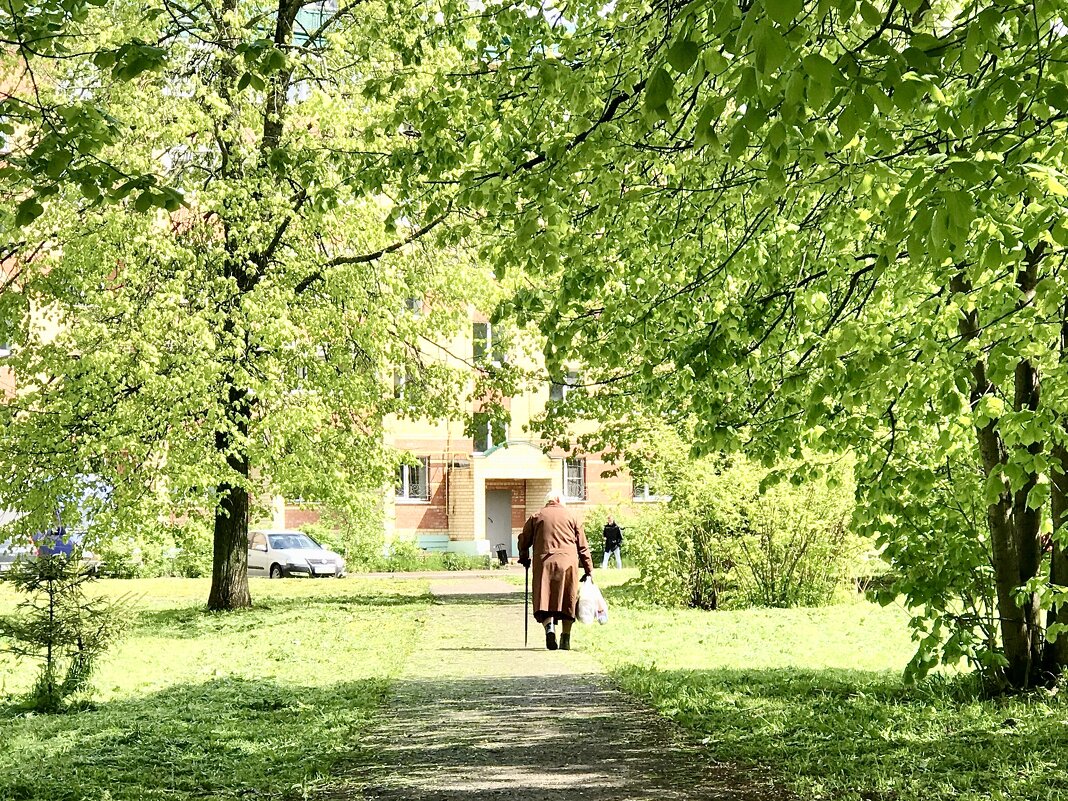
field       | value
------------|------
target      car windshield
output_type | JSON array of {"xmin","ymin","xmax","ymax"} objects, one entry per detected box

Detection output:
[{"xmin": 268, "ymin": 534, "xmax": 319, "ymax": 551}]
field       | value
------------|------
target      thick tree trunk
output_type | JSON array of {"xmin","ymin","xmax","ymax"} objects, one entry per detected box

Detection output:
[
  {"xmin": 1045, "ymin": 304, "xmax": 1068, "ymax": 673},
  {"xmin": 208, "ymin": 476, "xmax": 252, "ymax": 610},
  {"xmin": 207, "ymin": 379, "xmax": 253, "ymax": 610}
]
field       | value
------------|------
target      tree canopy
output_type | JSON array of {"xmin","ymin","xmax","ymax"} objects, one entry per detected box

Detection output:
[
  {"xmin": 1, "ymin": 0, "xmax": 484, "ymax": 608},
  {"xmin": 404, "ymin": 0, "xmax": 1068, "ymax": 688}
]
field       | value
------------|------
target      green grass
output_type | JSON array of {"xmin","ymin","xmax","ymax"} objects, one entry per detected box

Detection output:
[
  {"xmin": 583, "ymin": 588, "xmax": 1068, "ymax": 801},
  {"xmin": 0, "ymin": 577, "xmax": 431, "ymax": 800}
]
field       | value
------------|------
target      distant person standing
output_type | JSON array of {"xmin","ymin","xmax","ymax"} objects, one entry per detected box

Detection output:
[
  {"xmin": 519, "ymin": 491, "xmax": 594, "ymax": 651},
  {"xmin": 601, "ymin": 516, "xmax": 623, "ymax": 569}
]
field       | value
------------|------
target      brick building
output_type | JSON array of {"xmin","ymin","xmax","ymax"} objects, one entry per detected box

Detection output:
[{"xmin": 268, "ymin": 311, "xmax": 653, "ymax": 557}]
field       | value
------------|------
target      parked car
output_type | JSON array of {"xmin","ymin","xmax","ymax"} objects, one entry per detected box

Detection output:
[
  {"xmin": 0, "ymin": 528, "xmax": 103, "ymax": 576},
  {"xmin": 36, "ymin": 529, "xmax": 104, "ymax": 576},
  {"xmin": 0, "ymin": 539, "xmax": 34, "ymax": 574},
  {"xmin": 247, "ymin": 530, "xmax": 346, "ymax": 579}
]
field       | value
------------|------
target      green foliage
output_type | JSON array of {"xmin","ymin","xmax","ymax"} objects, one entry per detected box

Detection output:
[
  {"xmin": 628, "ymin": 456, "xmax": 859, "ymax": 610},
  {"xmin": 300, "ymin": 499, "xmax": 386, "ymax": 572},
  {"xmin": 0, "ymin": 555, "xmax": 126, "ymax": 712},
  {"xmin": 409, "ymin": 0, "xmax": 1068, "ymax": 685}
]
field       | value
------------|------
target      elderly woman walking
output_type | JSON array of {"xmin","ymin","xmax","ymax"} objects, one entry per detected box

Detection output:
[{"xmin": 518, "ymin": 491, "xmax": 594, "ymax": 650}]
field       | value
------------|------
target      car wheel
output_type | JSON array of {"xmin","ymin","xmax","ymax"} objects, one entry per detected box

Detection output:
[{"xmin": 270, "ymin": 564, "xmax": 283, "ymax": 579}]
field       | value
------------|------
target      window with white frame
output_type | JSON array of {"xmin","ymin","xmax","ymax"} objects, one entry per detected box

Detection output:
[
  {"xmin": 563, "ymin": 458, "xmax": 586, "ymax": 501},
  {"xmin": 393, "ymin": 366, "xmax": 417, "ymax": 399},
  {"xmin": 632, "ymin": 477, "xmax": 669, "ymax": 502},
  {"xmin": 396, "ymin": 457, "xmax": 430, "ymax": 501},
  {"xmin": 550, "ymin": 370, "xmax": 581, "ymax": 401},
  {"xmin": 473, "ymin": 412, "xmax": 507, "ymax": 453},
  {"xmin": 294, "ymin": 0, "xmax": 338, "ymax": 45},
  {"xmin": 473, "ymin": 322, "xmax": 506, "ymax": 366}
]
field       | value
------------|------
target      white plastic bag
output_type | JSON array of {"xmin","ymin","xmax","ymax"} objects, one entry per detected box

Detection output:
[{"xmin": 577, "ymin": 578, "xmax": 607, "ymax": 625}]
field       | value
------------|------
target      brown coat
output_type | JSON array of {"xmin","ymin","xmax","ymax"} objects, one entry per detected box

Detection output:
[{"xmin": 518, "ymin": 502, "xmax": 594, "ymax": 622}]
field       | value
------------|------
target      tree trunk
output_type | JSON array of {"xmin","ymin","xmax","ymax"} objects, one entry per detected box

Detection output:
[
  {"xmin": 207, "ymin": 380, "xmax": 253, "ymax": 611},
  {"xmin": 952, "ymin": 271, "xmax": 1043, "ymax": 688},
  {"xmin": 1045, "ymin": 302, "xmax": 1068, "ymax": 673},
  {"xmin": 1047, "ymin": 444, "xmax": 1068, "ymax": 671},
  {"xmin": 208, "ymin": 476, "xmax": 252, "ymax": 611}
]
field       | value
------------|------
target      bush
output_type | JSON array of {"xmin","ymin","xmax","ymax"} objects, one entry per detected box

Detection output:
[
  {"xmin": 439, "ymin": 552, "xmax": 492, "ymax": 571},
  {"xmin": 300, "ymin": 497, "xmax": 386, "ymax": 571},
  {"xmin": 628, "ymin": 455, "xmax": 861, "ymax": 609}
]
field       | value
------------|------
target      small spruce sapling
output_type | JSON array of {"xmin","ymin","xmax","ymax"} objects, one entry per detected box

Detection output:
[{"xmin": 0, "ymin": 551, "xmax": 126, "ymax": 712}]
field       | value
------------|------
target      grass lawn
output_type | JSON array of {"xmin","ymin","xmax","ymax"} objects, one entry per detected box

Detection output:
[
  {"xmin": 0, "ymin": 577, "xmax": 431, "ymax": 801},
  {"xmin": 584, "ymin": 587, "xmax": 1068, "ymax": 801}
]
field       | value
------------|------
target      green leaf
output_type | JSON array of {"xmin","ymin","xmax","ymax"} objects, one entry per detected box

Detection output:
[
  {"xmin": 1047, "ymin": 82, "xmax": 1068, "ymax": 113},
  {"xmin": 859, "ymin": 1, "xmax": 883, "ymax": 26},
  {"xmin": 133, "ymin": 191, "xmax": 155, "ymax": 213},
  {"xmin": 645, "ymin": 67, "xmax": 675, "ymax": 110},
  {"xmin": 766, "ymin": 0, "xmax": 803, "ymax": 26},
  {"xmin": 14, "ymin": 197, "xmax": 44, "ymax": 228},
  {"xmin": 45, "ymin": 149, "xmax": 72, "ymax": 179},
  {"xmin": 754, "ymin": 23, "xmax": 789, "ymax": 75},
  {"xmin": 694, "ymin": 97, "xmax": 724, "ymax": 146},
  {"xmin": 837, "ymin": 105, "xmax": 861, "ymax": 142},
  {"xmin": 727, "ymin": 124, "xmax": 750, "ymax": 158},
  {"xmin": 666, "ymin": 39, "xmax": 701, "ymax": 73}
]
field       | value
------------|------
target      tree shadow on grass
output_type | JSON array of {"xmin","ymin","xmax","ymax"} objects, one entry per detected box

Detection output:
[
  {"xmin": 0, "ymin": 676, "xmax": 388, "ymax": 801},
  {"xmin": 610, "ymin": 665, "xmax": 1068, "ymax": 801},
  {"xmin": 134, "ymin": 592, "xmax": 432, "ymax": 638},
  {"xmin": 428, "ymin": 592, "xmax": 523, "ymax": 606}
]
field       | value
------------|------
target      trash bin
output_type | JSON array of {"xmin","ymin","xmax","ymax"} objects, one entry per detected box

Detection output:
[{"xmin": 493, "ymin": 543, "xmax": 508, "ymax": 566}]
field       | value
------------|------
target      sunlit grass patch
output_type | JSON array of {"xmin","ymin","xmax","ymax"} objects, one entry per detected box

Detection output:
[
  {"xmin": 584, "ymin": 595, "xmax": 1068, "ymax": 801},
  {"xmin": 0, "ymin": 577, "xmax": 431, "ymax": 800}
]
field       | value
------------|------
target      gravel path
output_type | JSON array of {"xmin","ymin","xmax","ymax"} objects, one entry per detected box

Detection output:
[{"xmin": 326, "ymin": 576, "xmax": 787, "ymax": 801}]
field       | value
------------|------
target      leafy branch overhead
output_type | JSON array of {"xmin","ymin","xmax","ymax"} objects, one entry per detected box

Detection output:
[{"xmin": 408, "ymin": 0, "xmax": 1068, "ymax": 688}]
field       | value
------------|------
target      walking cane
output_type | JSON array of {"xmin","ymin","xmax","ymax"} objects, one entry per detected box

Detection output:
[{"xmin": 524, "ymin": 564, "xmax": 530, "ymax": 648}]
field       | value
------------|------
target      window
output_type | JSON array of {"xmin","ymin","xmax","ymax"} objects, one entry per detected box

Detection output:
[
  {"xmin": 0, "ymin": 344, "xmax": 11, "ymax": 358},
  {"xmin": 632, "ymin": 478, "xmax": 669, "ymax": 502},
  {"xmin": 550, "ymin": 370, "xmax": 581, "ymax": 401},
  {"xmin": 473, "ymin": 412, "xmax": 507, "ymax": 453},
  {"xmin": 249, "ymin": 533, "xmax": 268, "ymax": 552},
  {"xmin": 404, "ymin": 297, "xmax": 423, "ymax": 316},
  {"xmin": 473, "ymin": 322, "xmax": 506, "ymax": 365},
  {"xmin": 294, "ymin": 0, "xmax": 338, "ymax": 45},
  {"xmin": 396, "ymin": 457, "xmax": 430, "ymax": 501},
  {"xmin": 393, "ymin": 367, "xmax": 416, "ymax": 399},
  {"xmin": 563, "ymin": 458, "xmax": 586, "ymax": 501}
]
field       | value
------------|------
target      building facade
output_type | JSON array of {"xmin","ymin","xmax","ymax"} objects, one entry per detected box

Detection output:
[{"xmin": 270, "ymin": 310, "xmax": 651, "ymax": 556}]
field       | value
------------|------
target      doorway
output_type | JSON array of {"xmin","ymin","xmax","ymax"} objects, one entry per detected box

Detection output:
[{"xmin": 485, "ymin": 489, "xmax": 514, "ymax": 557}]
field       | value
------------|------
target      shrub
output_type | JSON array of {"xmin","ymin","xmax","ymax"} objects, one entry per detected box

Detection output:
[
  {"xmin": 299, "ymin": 497, "xmax": 386, "ymax": 571},
  {"xmin": 383, "ymin": 539, "xmax": 424, "ymax": 572},
  {"xmin": 0, "ymin": 553, "xmax": 126, "ymax": 712},
  {"xmin": 439, "ymin": 552, "xmax": 492, "ymax": 571},
  {"xmin": 628, "ymin": 455, "xmax": 861, "ymax": 609}
]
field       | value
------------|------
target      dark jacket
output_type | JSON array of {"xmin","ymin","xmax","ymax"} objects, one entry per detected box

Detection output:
[{"xmin": 603, "ymin": 522, "xmax": 623, "ymax": 551}]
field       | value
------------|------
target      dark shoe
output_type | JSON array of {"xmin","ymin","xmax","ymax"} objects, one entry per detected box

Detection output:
[
  {"xmin": 546, "ymin": 631, "xmax": 558, "ymax": 650},
  {"xmin": 560, "ymin": 634, "xmax": 571, "ymax": 650}
]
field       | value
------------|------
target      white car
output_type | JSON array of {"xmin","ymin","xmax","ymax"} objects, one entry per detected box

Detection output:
[{"xmin": 247, "ymin": 530, "xmax": 346, "ymax": 579}]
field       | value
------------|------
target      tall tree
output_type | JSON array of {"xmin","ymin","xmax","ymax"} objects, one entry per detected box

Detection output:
[
  {"xmin": 411, "ymin": 0, "xmax": 1068, "ymax": 687},
  {"xmin": 0, "ymin": 0, "xmax": 476, "ymax": 609}
]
